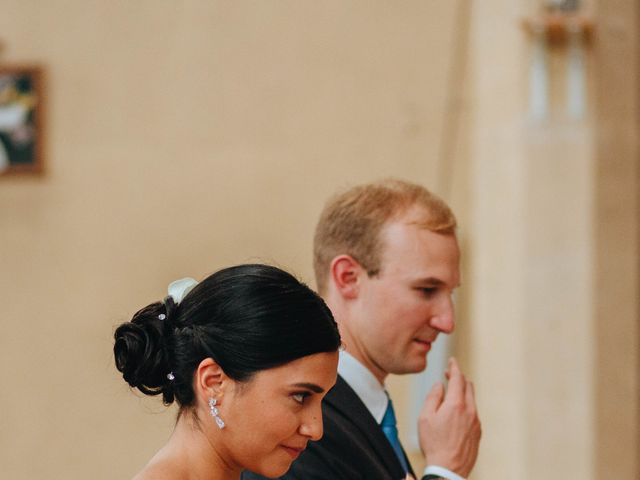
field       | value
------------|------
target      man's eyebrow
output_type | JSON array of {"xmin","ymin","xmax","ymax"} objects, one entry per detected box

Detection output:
[
  {"xmin": 414, "ymin": 277, "xmax": 462, "ymax": 288},
  {"xmin": 291, "ymin": 382, "xmax": 325, "ymax": 393},
  {"xmin": 415, "ymin": 277, "xmax": 446, "ymax": 286}
]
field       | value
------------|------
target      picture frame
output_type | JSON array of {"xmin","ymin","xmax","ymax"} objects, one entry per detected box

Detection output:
[{"xmin": 0, "ymin": 65, "xmax": 44, "ymax": 175}]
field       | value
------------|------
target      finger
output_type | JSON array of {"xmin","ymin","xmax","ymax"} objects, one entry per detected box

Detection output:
[
  {"xmin": 423, "ymin": 381, "xmax": 445, "ymax": 415},
  {"xmin": 444, "ymin": 357, "xmax": 466, "ymax": 400},
  {"xmin": 466, "ymin": 380, "xmax": 476, "ymax": 403},
  {"xmin": 465, "ymin": 380, "xmax": 477, "ymax": 412},
  {"xmin": 445, "ymin": 357, "xmax": 452, "ymax": 379}
]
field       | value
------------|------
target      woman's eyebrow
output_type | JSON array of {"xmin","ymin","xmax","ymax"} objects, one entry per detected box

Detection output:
[{"xmin": 290, "ymin": 382, "xmax": 324, "ymax": 393}]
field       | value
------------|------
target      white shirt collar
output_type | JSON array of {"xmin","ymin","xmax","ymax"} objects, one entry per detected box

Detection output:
[{"xmin": 337, "ymin": 350, "xmax": 389, "ymax": 423}]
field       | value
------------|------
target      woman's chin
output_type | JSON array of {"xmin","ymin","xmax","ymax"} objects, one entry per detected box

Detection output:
[{"xmin": 251, "ymin": 460, "xmax": 293, "ymax": 479}]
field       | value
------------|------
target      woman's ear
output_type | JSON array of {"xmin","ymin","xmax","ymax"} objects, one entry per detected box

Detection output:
[
  {"xmin": 329, "ymin": 255, "xmax": 363, "ymax": 300},
  {"xmin": 194, "ymin": 358, "xmax": 227, "ymax": 399}
]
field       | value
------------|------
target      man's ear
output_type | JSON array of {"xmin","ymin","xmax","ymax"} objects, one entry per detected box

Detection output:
[
  {"xmin": 329, "ymin": 255, "xmax": 363, "ymax": 300},
  {"xmin": 194, "ymin": 358, "xmax": 227, "ymax": 400}
]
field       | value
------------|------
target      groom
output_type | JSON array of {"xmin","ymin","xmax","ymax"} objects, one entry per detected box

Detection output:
[{"xmin": 244, "ymin": 179, "xmax": 481, "ymax": 480}]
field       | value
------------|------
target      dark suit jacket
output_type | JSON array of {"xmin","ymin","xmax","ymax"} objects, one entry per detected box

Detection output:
[{"xmin": 242, "ymin": 375, "xmax": 437, "ymax": 480}]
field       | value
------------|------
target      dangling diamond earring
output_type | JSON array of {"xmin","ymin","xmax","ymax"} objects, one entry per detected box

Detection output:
[{"xmin": 209, "ymin": 398, "xmax": 226, "ymax": 429}]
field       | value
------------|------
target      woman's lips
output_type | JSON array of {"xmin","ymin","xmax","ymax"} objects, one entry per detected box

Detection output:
[{"xmin": 281, "ymin": 445, "xmax": 305, "ymax": 459}]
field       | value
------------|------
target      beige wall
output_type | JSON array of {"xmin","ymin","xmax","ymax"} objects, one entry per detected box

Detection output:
[
  {"xmin": 0, "ymin": 1, "xmax": 637, "ymax": 480},
  {"xmin": 0, "ymin": 2, "xmax": 462, "ymax": 479}
]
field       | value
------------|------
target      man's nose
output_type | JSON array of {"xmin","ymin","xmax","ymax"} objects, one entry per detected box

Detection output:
[{"xmin": 430, "ymin": 294, "xmax": 455, "ymax": 334}]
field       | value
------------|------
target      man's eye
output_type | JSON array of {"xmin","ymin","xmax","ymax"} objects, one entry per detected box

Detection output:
[
  {"xmin": 292, "ymin": 392, "xmax": 310, "ymax": 404},
  {"xmin": 420, "ymin": 288, "xmax": 437, "ymax": 296}
]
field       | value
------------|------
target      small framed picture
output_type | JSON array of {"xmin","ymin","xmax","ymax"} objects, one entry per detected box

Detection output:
[{"xmin": 0, "ymin": 65, "xmax": 44, "ymax": 175}]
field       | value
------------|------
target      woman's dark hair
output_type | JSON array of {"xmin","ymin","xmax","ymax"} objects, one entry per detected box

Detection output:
[{"xmin": 113, "ymin": 264, "xmax": 340, "ymax": 407}]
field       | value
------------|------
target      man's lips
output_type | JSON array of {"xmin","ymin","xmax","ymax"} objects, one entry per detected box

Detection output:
[
  {"xmin": 281, "ymin": 445, "xmax": 306, "ymax": 459},
  {"xmin": 413, "ymin": 339, "xmax": 433, "ymax": 351}
]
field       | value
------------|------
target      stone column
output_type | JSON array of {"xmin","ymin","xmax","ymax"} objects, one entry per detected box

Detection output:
[{"xmin": 593, "ymin": 1, "xmax": 640, "ymax": 478}]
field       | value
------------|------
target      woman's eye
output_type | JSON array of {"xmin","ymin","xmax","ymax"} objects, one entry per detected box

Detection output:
[{"xmin": 292, "ymin": 392, "xmax": 309, "ymax": 404}]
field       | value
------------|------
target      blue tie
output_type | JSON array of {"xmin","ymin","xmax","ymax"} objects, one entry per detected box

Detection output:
[{"xmin": 380, "ymin": 396, "xmax": 409, "ymax": 473}]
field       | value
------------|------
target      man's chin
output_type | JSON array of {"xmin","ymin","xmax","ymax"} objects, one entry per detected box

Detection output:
[{"xmin": 391, "ymin": 358, "xmax": 427, "ymax": 375}]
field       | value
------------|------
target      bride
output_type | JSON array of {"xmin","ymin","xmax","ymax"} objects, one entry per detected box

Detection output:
[{"xmin": 114, "ymin": 264, "xmax": 341, "ymax": 480}]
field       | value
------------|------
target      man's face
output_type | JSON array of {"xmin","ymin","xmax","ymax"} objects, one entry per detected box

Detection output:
[{"xmin": 348, "ymin": 208, "xmax": 460, "ymax": 381}]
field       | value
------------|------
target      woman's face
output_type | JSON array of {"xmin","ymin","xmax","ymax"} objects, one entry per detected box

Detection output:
[{"xmin": 219, "ymin": 351, "xmax": 338, "ymax": 478}]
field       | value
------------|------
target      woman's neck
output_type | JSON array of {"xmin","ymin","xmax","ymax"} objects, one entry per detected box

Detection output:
[{"xmin": 143, "ymin": 410, "xmax": 240, "ymax": 480}]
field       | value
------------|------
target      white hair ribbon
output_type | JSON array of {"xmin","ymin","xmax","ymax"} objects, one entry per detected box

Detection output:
[{"xmin": 167, "ymin": 277, "xmax": 198, "ymax": 305}]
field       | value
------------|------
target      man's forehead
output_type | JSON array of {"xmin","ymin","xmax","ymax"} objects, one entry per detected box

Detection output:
[
  {"xmin": 377, "ymin": 218, "xmax": 460, "ymax": 275},
  {"xmin": 379, "ymin": 214, "xmax": 459, "ymax": 249}
]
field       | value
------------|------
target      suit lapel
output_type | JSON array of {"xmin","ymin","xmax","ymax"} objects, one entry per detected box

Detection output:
[{"xmin": 325, "ymin": 375, "xmax": 408, "ymax": 478}]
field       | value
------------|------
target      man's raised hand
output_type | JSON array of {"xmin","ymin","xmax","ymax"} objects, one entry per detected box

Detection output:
[{"xmin": 418, "ymin": 357, "xmax": 481, "ymax": 478}]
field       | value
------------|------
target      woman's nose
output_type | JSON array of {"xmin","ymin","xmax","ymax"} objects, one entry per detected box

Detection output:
[{"xmin": 298, "ymin": 407, "xmax": 324, "ymax": 441}]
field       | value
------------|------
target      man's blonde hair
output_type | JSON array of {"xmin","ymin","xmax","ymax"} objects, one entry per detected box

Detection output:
[{"xmin": 313, "ymin": 178, "xmax": 457, "ymax": 294}]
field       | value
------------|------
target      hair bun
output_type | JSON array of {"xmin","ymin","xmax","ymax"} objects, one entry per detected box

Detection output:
[{"xmin": 113, "ymin": 303, "xmax": 174, "ymax": 403}]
